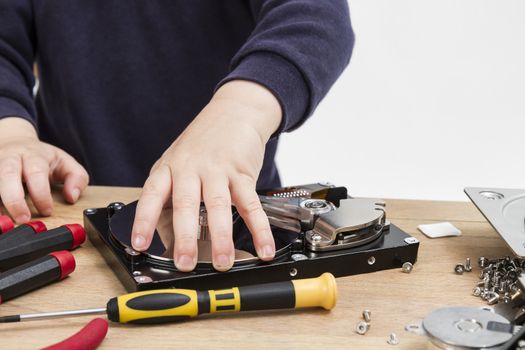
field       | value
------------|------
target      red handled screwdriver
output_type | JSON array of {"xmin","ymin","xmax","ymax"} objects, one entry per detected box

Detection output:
[
  {"xmin": 0, "ymin": 224, "xmax": 85, "ymax": 270},
  {"xmin": 0, "ymin": 251, "xmax": 75, "ymax": 303},
  {"xmin": 0, "ymin": 220, "xmax": 47, "ymax": 243}
]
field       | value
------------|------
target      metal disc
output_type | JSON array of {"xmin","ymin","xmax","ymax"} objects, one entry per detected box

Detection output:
[
  {"xmin": 109, "ymin": 201, "xmax": 298, "ymax": 266},
  {"xmin": 422, "ymin": 307, "xmax": 512, "ymax": 348}
]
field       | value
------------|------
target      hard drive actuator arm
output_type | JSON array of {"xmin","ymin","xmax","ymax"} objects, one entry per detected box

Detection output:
[{"xmin": 259, "ymin": 188, "xmax": 388, "ymax": 252}]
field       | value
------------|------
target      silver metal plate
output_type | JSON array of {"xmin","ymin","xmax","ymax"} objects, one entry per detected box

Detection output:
[{"xmin": 465, "ymin": 187, "xmax": 525, "ymax": 257}]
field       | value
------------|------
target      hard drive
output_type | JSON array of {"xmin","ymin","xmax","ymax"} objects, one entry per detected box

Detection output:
[{"xmin": 84, "ymin": 183, "xmax": 419, "ymax": 291}]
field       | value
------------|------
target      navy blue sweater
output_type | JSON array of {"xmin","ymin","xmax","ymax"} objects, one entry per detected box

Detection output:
[{"xmin": 0, "ymin": 1, "xmax": 354, "ymax": 189}]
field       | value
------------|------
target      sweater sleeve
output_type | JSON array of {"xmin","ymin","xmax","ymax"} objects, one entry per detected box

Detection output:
[
  {"xmin": 0, "ymin": 1, "xmax": 37, "ymax": 126},
  {"xmin": 217, "ymin": 0, "xmax": 354, "ymax": 134}
]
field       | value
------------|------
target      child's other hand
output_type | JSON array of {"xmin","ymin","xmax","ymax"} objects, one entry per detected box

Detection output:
[
  {"xmin": 0, "ymin": 117, "xmax": 89, "ymax": 223},
  {"xmin": 131, "ymin": 80, "xmax": 282, "ymax": 272}
]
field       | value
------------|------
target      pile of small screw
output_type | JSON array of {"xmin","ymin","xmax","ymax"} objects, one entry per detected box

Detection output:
[{"xmin": 472, "ymin": 256, "xmax": 523, "ymax": 305}]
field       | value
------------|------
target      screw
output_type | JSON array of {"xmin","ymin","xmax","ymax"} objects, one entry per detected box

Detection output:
[
  {"xmin": 479, "ymin": 256, "xmax": 488, "ymax": 268},
  {"xmin": 362, "ymin": 310, "xmax": 371, "ymax": 322},
  {"xmin": 304, "ymin": 199, "xmax": 327, "ymax": 209},
  {"xmin": 472, "ymin": 287, "xmax": 482, "ymax": 297},
  {"xmin": 401, "ymin": 262, "xmax": 413, "ymax": 273},
  {"xmin": 454, "ymin": 264, "xmax": 465, "ymax": 275},
  {"xmin": 487, "ymin": 293, "xmax": 499, "ymax": 305},
  {"xmin": 511, "ymin": 290, "xmax": 522, "ymax": 301},
  {"xmin": 464, "ymin": 258, "xmax": 472, "ymax": 272},
  {"xmin": 483, "ymin": 276, "xmax": 490, "ymax": 289},
  {"xmin": 387, "ymin": 333, "xmax": 399, "ymax": 345},
  {"xmin": 291, "ymin": 254, "xmax": 308, "ymax": 261},
  {"xmin": 477, "ymin": 280, "xmax": 485, "ymax": 287},
  {"xmin": 483, "ymin": 263, "xmax": 494, "ymax": 272},
  {"xmin": 492, "ymin": 275, "xmax": 500, "ymax": 286},
  {"xmin": 84, "ymin": 208, "xmax": 97, "ymax": 215},
  {"xmin": 311, "ymin": 233, "xmax": 322, "ymax": 242},
  {"xmin": 355, "ymin": 321, "xmax": 369, "ymax": 335},
  {"xmin": 125, "ymin": 247, "xmax": 141, "ymax": 256},
  {"xmin": 502, "ymin": 292, "xmax": 511, "ymax": 304}
]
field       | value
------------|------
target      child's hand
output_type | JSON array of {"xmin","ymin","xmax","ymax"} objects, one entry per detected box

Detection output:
[
  {"xmin": 0, "ymin": 117, "xmax": 89, "ymax": 223},
  {"xmin": 131, "ymin": 80, "xmax": 282, "ymax": 272}
]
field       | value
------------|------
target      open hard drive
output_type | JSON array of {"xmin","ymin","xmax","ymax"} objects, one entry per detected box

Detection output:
[{"xmin": 84, "ymin": 183, "xmax": 419, "ymax": 291}]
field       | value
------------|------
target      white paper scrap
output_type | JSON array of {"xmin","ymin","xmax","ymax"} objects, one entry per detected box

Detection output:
[{"xmin": 417, "ymin": 222, "xmax": 462, "ymax": 238}]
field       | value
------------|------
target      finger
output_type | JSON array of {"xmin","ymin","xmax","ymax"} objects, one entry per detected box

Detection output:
[
  {"xmin": 0, "ymin": 156, "xmax": 31, "ymax": 223},
  {"xmin": 51, "ymin": 150, "xmax": 89, "ymax": 203},
  {"xmin": 171, "ymin": 172, "xmax": 201, "ymax": 272},
  {"xmin": 22, "ymin": 155, "xmax": 53, "ymax": 216},
  {"xmin": 230, "ymin": 176, "xmax": 275, "ymax": 261},
  {"xmin": 202, "ymin": 175, "xmax": 233, "ymax": 271},
  {"xmin": 131, "ymin": 165, "xmax": 171, "ymax": 251}
]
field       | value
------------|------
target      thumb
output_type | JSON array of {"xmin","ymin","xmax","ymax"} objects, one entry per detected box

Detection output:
[{"xmin": 51, "ymin": 149, "xmax": 89, "ymax": 204}]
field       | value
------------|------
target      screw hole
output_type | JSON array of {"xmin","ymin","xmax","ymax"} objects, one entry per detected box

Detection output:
[
  {"xmin": 368, "ymin": 256, "xmax": 376, "ymax": 265},
  {"xmin": 479, "ymin": 191, "xmax": 504, "ymax": 200},
  {"xmin": 289, "ymin": 268, "xmax": 298, "ymax": 277}
]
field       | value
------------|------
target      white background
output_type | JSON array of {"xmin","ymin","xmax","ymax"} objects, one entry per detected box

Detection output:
[{"xmin": 276, "ymin": 0, "xmax": 525, "ymax": 201}]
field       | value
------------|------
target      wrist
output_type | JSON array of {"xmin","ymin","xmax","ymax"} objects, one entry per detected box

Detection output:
[
  {"xmin": 0, "ymin": 117, "xmax": 38, "ymax": 139},
  {"xmin": 212, "ymin": 80, "xmax": 282, "ymax": 141}
]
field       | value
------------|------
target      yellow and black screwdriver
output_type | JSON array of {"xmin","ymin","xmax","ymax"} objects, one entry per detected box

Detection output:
[{"xmin": 0, "ymin": 273, "xmax": 337, "ymax": 324}]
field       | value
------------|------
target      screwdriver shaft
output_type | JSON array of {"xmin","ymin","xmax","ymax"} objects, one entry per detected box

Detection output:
[{"xmin": 1, "ymin": 308, "xmax": 106, "ymax": 323}]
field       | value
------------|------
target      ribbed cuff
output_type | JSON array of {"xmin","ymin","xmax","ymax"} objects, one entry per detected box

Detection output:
[
  {"xmin": 216, "ymin": 51, "xmax": 309, "ymax": 137},
  {"xmin": 0, "ymin": 95, "xmax": 37, "ymax": 129}
]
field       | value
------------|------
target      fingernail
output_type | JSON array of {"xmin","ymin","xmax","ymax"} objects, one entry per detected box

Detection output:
[
  {"xmin": 133, "ymin": 235, "xmax": 146, "ymax": 250},
  {"xmin": 215, "ymin": 254, "xmax": 232, "ymax": 269},
  {"xmin": 71, "ymin": 188, "xmax": 80, "ymax": 202},
  {"xmin": 261, "ymin": 245, "xmax": 275, "ymax": 259},
  {"xmin": 15, "ymin": 214, "xmax": 30, "ymax": 224},
  {"xmin": 176, "ymin": 255, "xmax": 194, "ymax": 271},
  {"xmin": 41, "ymin": 207, "xmax": 53, "ymax": 217}
]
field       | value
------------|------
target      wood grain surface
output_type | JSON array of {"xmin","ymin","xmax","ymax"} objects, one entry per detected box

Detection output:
[{"xmin": 0, "ymin": 186, "xmax": 510, "ymax": 349}]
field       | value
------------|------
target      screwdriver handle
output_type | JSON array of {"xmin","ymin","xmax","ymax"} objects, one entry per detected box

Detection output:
[
  {"xmin": 0, "ymin": 251, "xmax": 75, "ymax": 303},
  {"xmin": 0, "ymin": 216, "xmax": 14, "ymax": 234},
  {"xmin": 107, "ymin": 273, "xmax": 337, "ymax": 324},
  {"xmin": 0, "ymin": 221, "xmax": 47, "ymax": 243},
  {"xmin": 0, "ymin": 224, "xmax": 84, "ymax": 271}
]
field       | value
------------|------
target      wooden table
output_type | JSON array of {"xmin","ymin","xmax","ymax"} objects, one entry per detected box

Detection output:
[{"xmin": 0, "ymin": 186, "xmax": 511, "ymax": 349}]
